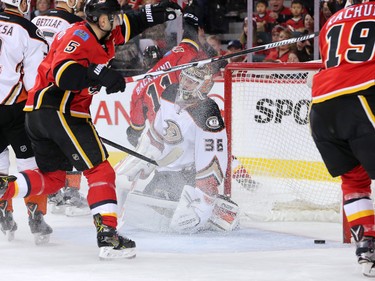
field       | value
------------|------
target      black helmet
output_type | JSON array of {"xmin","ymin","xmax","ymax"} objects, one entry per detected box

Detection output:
[
  {"xmin": 143, "ymin": 45, "xmax": 162, "ymax": 69},
  {"xmin": 84, "ymin": 0, "xmax": 122, "ymax": 23}
]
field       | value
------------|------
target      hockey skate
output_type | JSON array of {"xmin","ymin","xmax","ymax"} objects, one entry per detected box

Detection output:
[
  {"xmin": 356, "ymin": 236, "xmax": 375, "ymax": 277},
  {"xmin": 94, "ymin": 214, "xmax": 136, "ymax": 260},
  {"xmin": 48, "ymin": 190, "xmax": 66, "ymax": 214},
  {"xmin": 0, "ymin": 200, "xmax": 17, "ymax": 241},
  {"xmin": 63, "ymin": 187, "xmax": 90, "ymax": 217},
  {"xmin": 27, "ymin": 203, "xmax": 53, "ymax": 245},
  {"xmin": 0, "ymin": 175, "xmax": 17, "ymax": 197}
]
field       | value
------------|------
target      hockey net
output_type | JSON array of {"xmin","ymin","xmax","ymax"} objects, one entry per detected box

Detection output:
[{"xmin": 223, "ymin": 63, "xmax": 344, "ymax": 231}]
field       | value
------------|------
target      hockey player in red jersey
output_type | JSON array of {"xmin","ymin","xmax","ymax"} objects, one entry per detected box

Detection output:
[
  {"xmin": 126, "ymin": 3, "xmax": 213, "ymax": 147},
  {"xmin": 116, "ymin": 64, "xmax": 239, "ymax": 233},
  {"xmin": 0, "ymin": 0, "xmax": 182, "ymax": 259},
  {"xmin": 0, "ymin": 0, "xmax": 53, "ymax": 244},
  {"xmin": 309, "ymin": 0, "xmax": 375, "ymax": 277},
  {"xmin": 32, "ymin": 0, "xmax": 89, "ymax": 217}
]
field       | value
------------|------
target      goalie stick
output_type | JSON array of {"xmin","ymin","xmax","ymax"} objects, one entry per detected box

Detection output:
[
  {"xmin": 124, "ymin": 32, "xmax": 319, "ymax": 83},
  {"xmin": 101, "ymin": 137, "xmax": 183, "ymax": 166}
]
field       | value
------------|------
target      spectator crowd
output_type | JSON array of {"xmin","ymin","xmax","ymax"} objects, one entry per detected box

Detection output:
[{"xmin": 0, "ymin": 0, "xmax": 352, "ymax": 74}]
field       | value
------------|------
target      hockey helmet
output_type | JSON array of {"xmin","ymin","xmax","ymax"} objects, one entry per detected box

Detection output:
[
  {"xmin": 143, "ymin": 45, "xmax": 162, "ymax": 69},
  {"xmin": 2, "ymin": 0, "xmax": 31, "ymax": 14},
  {"xmin": 84, "ymin": 0, "xmax": 123, "ymax": 24},
  {"xmin": 57, "ymin": 0, "xmax": 83, "ymax": 10},
  {"xmin": 176, "ymin": 64, "xmax": 214, "ymax": 111}
]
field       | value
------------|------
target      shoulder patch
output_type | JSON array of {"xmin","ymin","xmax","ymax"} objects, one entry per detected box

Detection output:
[
  {"xmin": 206, "ymin": 116, "xmax": 221, "ymax": 130},
  {"xmin": 187, "ymin": 98, "xmax": 225, "ymax": 132},
  {"xmin": 73, "ymin": 29, "xmax": 89, "ymax": 41}
]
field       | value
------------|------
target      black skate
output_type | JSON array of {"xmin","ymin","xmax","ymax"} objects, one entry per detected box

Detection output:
[
  {"xmin": 356, "ymin": 236, "xmax": 375, "ymax": 277},
  {"xmin": 0, "ymin": 200, "xmax": 17, "ymax": 241},
  {"xmin": 27, "ymin": 203, "xmax": 53, "ymax": 245},
  {"xmin": 0, "ymin": 175, "xmax": 17, "ymax": 197},
  {"xmin": 94, "ymin": 214, "xmax": 136, "ymax": 260}
]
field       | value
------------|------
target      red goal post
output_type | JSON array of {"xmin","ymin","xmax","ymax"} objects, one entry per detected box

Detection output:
[{"xmin": 223, "ymin": 62, "xmax": 351, "ymax": 243}]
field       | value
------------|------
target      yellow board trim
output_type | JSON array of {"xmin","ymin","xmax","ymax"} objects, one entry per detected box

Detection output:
[{"xmin": 234, "ymin": 157, "xmax": 340, "ymax": 182}]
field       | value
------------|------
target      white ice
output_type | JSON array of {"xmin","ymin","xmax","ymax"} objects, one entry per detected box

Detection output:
[
  {"xmin": 0, "ymin": 157, "xmax": 365, "ymax": 281},
  {"xmin": 1, "ymin": 193, "xmax": 365, "ymax": 281}
]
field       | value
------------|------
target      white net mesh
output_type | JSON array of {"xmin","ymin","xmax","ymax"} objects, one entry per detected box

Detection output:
[{"xmin": 225, "ymin": 63, "xmax": 342, "ymax": 222}]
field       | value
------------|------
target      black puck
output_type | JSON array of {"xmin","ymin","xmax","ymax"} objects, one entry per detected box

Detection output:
[{"xmin": 314, "ymin": 240, "xmax": 326, "ymax": 244}]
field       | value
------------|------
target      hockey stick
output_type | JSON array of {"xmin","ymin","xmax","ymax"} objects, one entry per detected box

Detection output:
[
  {"xmin": 124, "ymin": 32, "xmax": 319, "ymax": 83},
  {"xmin": 101, "ymin": 137, "xmax": 183, "ymax": 166}
]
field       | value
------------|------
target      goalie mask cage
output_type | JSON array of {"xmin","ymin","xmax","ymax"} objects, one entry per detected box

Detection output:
[{"xmin": 223, "ymin": 62, "xmax": 350, "ymax": 243}]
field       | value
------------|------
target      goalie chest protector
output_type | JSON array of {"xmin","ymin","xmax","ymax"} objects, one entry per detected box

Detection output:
[{"xmin": 161, "ymin": 84, "xmax": 225, "ymax": 132}]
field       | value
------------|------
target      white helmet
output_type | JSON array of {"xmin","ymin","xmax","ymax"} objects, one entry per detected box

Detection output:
[
  {"xmin": 175, "ymin": 65, "xmax": 214, "ymax": 111},
  {"xmin": 2, "ymin": 0, "xmax": 31, "ymax": 14},
  {"xmin": 57, "ymin": 0, "xmax": 80, "ymax": 10}
]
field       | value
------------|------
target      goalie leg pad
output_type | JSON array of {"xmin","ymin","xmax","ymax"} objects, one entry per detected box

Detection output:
[
  {"xmin": 208, "ymin": 195, "xmax": 240, "ymax": 231},
  {"xmin": 119, "ymin": 190, "xmax": 178, "ymax": 232},
  {"xmin": 170, "ymin": 185, "xmax": 215, "ymax": 233}
]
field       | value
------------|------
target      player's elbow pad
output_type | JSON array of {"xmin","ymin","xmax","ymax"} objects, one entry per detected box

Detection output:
[{"xmin": 54, "ymin": 62, "xmax": 90, "ymax": 90}]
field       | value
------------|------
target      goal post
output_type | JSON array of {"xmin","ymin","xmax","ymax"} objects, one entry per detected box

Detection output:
[{"xmin": 223, "ymin": 62, "xmax": 350, "ymax": 243}]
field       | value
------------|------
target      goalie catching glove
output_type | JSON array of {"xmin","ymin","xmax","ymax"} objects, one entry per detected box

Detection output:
[{"xmin": 141, "ymin": 0, "xmax": 182, "ymax": 25}]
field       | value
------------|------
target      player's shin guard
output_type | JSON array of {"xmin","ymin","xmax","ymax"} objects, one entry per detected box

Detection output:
[
  {"xmin": 342, "ymin": 165, "xmax": 375, "ymax": 277},
  {"xmin": 1, "ymin": 170, "xmax": 66, "ymax": 199},
  {"xmin": 342, "ymin": 165, "xmax": 375, "ymax": 238}
]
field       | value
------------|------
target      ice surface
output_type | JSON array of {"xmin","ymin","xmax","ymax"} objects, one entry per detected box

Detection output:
[
  {"xmin": 0, "ymin": 156, "xmax": 364, "ymax": 281},
  {"xmin": 0, "ymin": 197, "xmax": 364, "ymax": 281}
]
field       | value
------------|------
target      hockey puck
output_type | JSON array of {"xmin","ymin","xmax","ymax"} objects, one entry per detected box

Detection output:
[{"xmin": 314, "ymin": 240, "xmax": 326, "ymax": 244}]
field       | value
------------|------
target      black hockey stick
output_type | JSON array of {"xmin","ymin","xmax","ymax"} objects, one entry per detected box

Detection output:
[
  {"xmin": 101, "ymin": 137, "xmax": 183, "ymax": 166},
  {"xmin": 101, "ymin": 137, "xmax": 158, "ymax": 165},
  {"xmin": 124, "ymin": 32, "xmax": 319, "ymax": 83}
]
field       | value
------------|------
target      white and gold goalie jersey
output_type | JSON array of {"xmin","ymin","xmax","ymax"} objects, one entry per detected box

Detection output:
[
  {"xmin": 31, "ymin": 8, "xmax": 83, "ymax": 47},
  {"xmin": 0, "ymin": 10, "xmax": 48, "ymax": 105},
  {"xmin": 150, "ymin": 84, "xmax": 228, "ymax": 195}
]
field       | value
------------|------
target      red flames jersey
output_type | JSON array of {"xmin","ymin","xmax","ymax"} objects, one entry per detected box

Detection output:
[
  {"xmin": 312, "ymin": 2, "xmax": 375, "ymax": 103},
  {"xmin": 129, "ymin": 38, "xmax": 205, "ymax": 130},
  {"xmin": 25, "ymin": 22, "xmax": 125, "ymax": 117}
]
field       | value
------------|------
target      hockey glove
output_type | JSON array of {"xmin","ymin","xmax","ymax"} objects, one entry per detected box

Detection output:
[
  {"xmin": 142, "ymin": 0, "xmax": 182, "ymax": 25},
  {"xmin": 88, "ymin": 64, "xmax": 126, "ymax": 94},
  {"xmin": 126, "ymin": 126, "xmax": 144, "ymax": 148}
]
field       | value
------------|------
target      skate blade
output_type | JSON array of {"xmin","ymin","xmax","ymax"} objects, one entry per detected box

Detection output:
[
  {"xmin": 7, "ymin": 230, "xmax": 15, "ymax": 242},
  {"xmin": 34, "ymin": 233, "xmax": 51, "ymax": 245},
  {"xmin": 1, "ymin": 230, "xmax": 16, "ymax": 242},
  {"xmin": 362, "ymin": 262, "xmax": 375, "ymax": 277},
  {"xmin": 50, "ymin": 204, "xmax": 66, "ymax": 215},
  {"xmin": 99, "ymin": 246, "xmax": 136, "ymax": 260},
  {"xmin": 65, "ymin": 206, "xmax": 91, "ymax": 217}
]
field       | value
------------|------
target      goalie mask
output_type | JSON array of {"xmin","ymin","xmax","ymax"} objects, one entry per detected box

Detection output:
[
  {"xmin": 2, "ymin": 0, "xmax": 31, "ymax": 14},
  {"xmin": 175, "ymin": 65, "xmax": 214, "ymax": 112}
]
